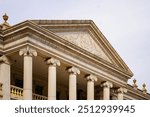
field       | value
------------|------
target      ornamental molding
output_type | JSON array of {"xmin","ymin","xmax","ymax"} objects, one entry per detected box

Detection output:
[
  {"xmin": 101, "ymin": 81, "xmax": 113, "ymax": 88},
  {"xmin": 116, "ymin": 87, "xmax": 127, "ymax": 94},
  {"xmin": 56, "ymin": 31, "xmax": 112, "ymax": 63},
  {"xmin": 19, "ymin": 46, "xmax": 37, "ymax": 57},
  {"xmin": 86, "ymin": 74, "xmax": 97, "ymax": 82},
  {"xmin": 46, "ymin": 57, "xmax": 60, "ymax": 66},
  {"xmin": 67, "ymin": 66, "xmax": 80, "ymax": 75}
]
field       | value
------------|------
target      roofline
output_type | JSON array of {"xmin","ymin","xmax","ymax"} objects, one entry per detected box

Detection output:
[{"xmin": 30, "ymin": 20, "xmax": 133, "ymax": 77}]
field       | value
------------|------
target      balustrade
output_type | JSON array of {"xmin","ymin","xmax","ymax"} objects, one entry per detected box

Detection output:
[
  {"xmin": 11, "ymin": 85, "xmax": 23, "ymax": 99},
  {"xmin": 33, "ymin": 94, "xmax": 48, "ymax": 100},
  {"xmin": 10, "ymin": 85, "xmax": 47, "ymax": 100}
]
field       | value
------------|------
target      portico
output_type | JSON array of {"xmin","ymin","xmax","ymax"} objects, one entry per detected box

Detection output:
[
  {"xmin": 0, "ymin": 47, "xmax": 127, "ymax": 100},
  {"xmin": 0, "ymin": 15, "xmax": 149, "ymax": 100}
]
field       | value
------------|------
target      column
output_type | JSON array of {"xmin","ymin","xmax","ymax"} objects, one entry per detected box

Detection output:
[
  {"xmin": 86, "ymin": 74, "xmax": 97, "ymax": 100},
  {"xmin": 0, "ymin": 55, "xmax": 10, "ymax": 100},
  {"xmin": 117, "ymin": 87, "xmax": 127, "ymax": 100},
  {"xmin": 67, "ymin": 66, "xmax": 80, "ymax": 100},
  {"xmin": 46, "ymin": 58, "xmax": 60, "ymax": 100},
  {"xmin": 19, "ymin": 46, "xmax": 37, "ymax": 100},
  {"xmin": 101, "ymin": 81, "xmax": 113, "ymax": 100}
]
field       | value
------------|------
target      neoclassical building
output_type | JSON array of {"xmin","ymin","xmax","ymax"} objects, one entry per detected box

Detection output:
[{"xmin": 0, "ymin": 14, "xmax": 150, "ymax": 100}]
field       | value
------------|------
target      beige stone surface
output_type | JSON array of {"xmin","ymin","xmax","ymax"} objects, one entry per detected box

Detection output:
[
  {"xmin": 19, "ymin": 47, "xmax": 37, "ymax": 100},
  {"xmin": 47, "ymin": 58, "xmax": 60, "ymax": 100},
  {"xmin": 86, "ymin": 74, "xmax": 97, "ymax": 100},
  {"xmin": 0, "ymin": 56, "xmax": 10, "ymax": 100},
  {"xmin": 0, "ymin": 19, "xmax": 149, "ymax": 100},
  {"xmin": 101, "ymin": 81, "xmax": 113, "ymax": 100},
  {"xmin": 67, "ymin": 66, "xmax": 80, "ymax": 100},
  {"xmin": 56, "ymin": 31, "xmax": 111, "ymax": 63}
]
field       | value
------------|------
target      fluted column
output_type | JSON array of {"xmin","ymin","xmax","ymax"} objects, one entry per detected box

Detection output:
[
  {"xmin": 101, "ymin": 81, "xmax": 113, "ymax": 100},
  {"xmin": 86, "ymin": 74, "xmax": 97, "ymax": 100},
  {"xmin": 0, "ymin": 55, "xmax": 10, "ymax": 99},
  {"xmin": 67, "ymin": 66, "xmax": 80, "ymax": 100},
  {"xmin": 117, "ymin": 88, "xmax": 127, "ymax": 100},
  {"xmin": 19, "ymin": 46, "xmax": 37, "ymax": 100},
  {"xmin": 46, "ymin": 58, "xmax": 60, "ymax": 100}
]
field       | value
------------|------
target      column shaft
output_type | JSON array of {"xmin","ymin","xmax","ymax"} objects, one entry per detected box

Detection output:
[
  {"xmin": 101, "ymin": 81, "xmax": 113, "ymax": 100},
  {"xmin": 117, "ymin": 88, "xmax": 127, "ymax": 100},
  {"xmin": 67, "ymin": 66, "xmax": 80, "ymax": 100},
  {"xmin": 118, "ymin": 93, "xmax": 123, "ymax": 100},
  {"xmin": 48, "ymin": 65, "xmax": 56, "ymax": 100},
  {"xmin": 46, "ymin": 58, "xmax": 60, "ymax": 100},
  {"xmin": 103, "ymin": 87, "xmax": 110, "ymax": 100},
  {"xmin": 19, "ymin": 46, "xmax": 37, "ymax": 100},
  {"xmin": 23, "ymin": 55, "xmax": 33, "ymax": 100},
  {"xmin": 87, "ymin": 81, "xmax": 94, "ymax": 100},
  {"xmin": 86, "ymin": 74, "xmax": 97, "ymax": 100},
  {"xmin": 69, "ymin": 73, "xmax": 76, "ymax": 100}
]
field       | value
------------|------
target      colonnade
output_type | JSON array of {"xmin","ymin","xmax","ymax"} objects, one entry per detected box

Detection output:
[{"xmin": 0, "ymin": 46, "xmax": 127, "ymax": 100}]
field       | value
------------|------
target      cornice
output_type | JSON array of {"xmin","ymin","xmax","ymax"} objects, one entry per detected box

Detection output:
[{"xmin": 30, "ymin": 20, "xmax": 93, "ymax": 25}]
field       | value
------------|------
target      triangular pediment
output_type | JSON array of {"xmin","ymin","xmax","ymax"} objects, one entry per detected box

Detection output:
[
  {"xmin": 4, "ymin": 20, "xmax": 132, "ymax": 77},
  {"xmin": 29, "ymin": 20, "xmax": 133, "ymax": 76}
]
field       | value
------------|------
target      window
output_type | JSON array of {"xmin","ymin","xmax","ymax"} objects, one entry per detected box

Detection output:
[
  {"xmin": 15, "ymin": 79, "xmax": 23, "ymax": 88},
  {"xmin": 35, "ymin": 85, "xmax": 43, "ymax": 95}
]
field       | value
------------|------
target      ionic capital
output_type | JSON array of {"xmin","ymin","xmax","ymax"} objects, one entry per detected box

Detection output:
[
  {"xmin": 101, "ymin": 81, "xmax": 113, "ymax": 88},
  {"xmin": 46, "ymin": 58, "xmax": 60, "ymax": 66},
  {"xmin": 19, "ymin": 46, "xmax": 37, "ymax": 57},
  {"xmin": 86, "ymin": 74, "xmax": 97, "ymax": 82},
  {"xmin": 67, "ymin": 66, "xmax": 80, "ymax": 75},
  {"xmin": 0, "ymin": 55, "xmax": 10, "ymax": 64},
  {"xmin": 117, "ymin": 87, "xmax": 127, "ymax": 94}
]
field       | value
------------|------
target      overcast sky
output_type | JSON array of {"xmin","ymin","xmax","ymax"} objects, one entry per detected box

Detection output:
[{"xmin": 0, "ymin": 0, "xmax": 150, "ymax": 92}]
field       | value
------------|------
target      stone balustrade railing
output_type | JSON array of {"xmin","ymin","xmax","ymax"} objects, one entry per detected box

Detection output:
[
  {"xmin": 33, "ymin": 93, "xmax": 48, "ymax": 100},
  {"xmin": 0, "ymin": 83, "xmax": 3, "ymax": 98},
  {"xmin": 10, "ymin": 85, "xmax": 47, "ymax": 100},
  {"xmin": 11, "ymin": 85, "xmax": 23, "ymax": 99}
]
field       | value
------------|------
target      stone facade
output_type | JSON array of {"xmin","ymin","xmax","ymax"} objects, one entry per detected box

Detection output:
[{"xmin": 0, "ymin": 14, "xmax": 150, "ymax": 100}]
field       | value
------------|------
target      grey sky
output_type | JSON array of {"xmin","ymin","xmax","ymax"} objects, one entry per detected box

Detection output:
[{"xmin": 0, "ymin": 0, "xmax": 150, "ymax": 92}]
